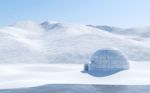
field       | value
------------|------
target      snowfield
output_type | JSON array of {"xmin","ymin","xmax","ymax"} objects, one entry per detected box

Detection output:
[
  {"xmin": 0, "ymin": 61, "xmax": 150, "ymax": 89},
  {"xmin": 0, "ymin": 21, "xmax": 150, "ymax": 63},
  {"xmin": 0, "ymin": 21, "xmax": 150, "ymax": 90}
]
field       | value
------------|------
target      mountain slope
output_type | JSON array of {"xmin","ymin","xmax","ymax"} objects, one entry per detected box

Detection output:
[
  {"xmin": 89, "ymin": 25, "xmax": 150, "ymax": 38},
  {"xmin": 0, "ymin": 21, "xmax": 150, "ymax": 63}
]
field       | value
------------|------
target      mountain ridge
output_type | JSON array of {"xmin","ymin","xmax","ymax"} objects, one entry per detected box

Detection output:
[{"xmin": 0, "ymin": 21, "xmax": 150, "ymax": 63}]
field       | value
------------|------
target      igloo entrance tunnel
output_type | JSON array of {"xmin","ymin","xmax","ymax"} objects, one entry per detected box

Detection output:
[{"xmin": 84, "ymin": 48, "xmax": 129, "ymax": 76}]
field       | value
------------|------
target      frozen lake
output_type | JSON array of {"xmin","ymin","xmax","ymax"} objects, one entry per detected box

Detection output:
[{"xmin": 0, "ymin": 84, "xmax": 150, "ymax": 93}]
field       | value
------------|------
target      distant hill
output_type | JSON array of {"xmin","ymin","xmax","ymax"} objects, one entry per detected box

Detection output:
[{"xmin": 0, "ymin": 21, "xmax": 150, "ymax": 63}]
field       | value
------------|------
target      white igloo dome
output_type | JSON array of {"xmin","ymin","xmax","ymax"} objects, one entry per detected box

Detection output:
[{"xmin": 85, "ymin": 48, "xmax": 129, "ymax": 73}]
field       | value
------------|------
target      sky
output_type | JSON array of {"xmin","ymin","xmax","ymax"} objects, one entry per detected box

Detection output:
[{"xmin": 0, "ymin": 0, "xmax": 150, "ymax": 28}]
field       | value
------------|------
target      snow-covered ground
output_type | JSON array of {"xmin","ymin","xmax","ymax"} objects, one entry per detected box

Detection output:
[
  {"xmin": 0, "ymin": 21, "xmax": 150, "ymax": 90},
  {"xmin": 0, "ymin": 61, "xmax": 150, "ymax": 89},
  {"xmin": 0, "ymin": 21, "xmax": 150, "ymax": 64}
]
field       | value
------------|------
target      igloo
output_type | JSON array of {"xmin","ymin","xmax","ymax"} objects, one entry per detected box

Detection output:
[{"xmin": 84, "ymin": 48, "xmax": 129, "ymax": 76}]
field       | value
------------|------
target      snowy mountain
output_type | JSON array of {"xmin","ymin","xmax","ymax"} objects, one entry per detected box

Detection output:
[
  {"xmin": 0, "ymin": 21, "xmax": 150, "ymax": 63},
  {"xmin": 88, "ymin": 25, "xmax": 122, "ymax": 32},
  {"xmin": 89, "ymin": 25, "xmax": 150, "ymax": 38}
]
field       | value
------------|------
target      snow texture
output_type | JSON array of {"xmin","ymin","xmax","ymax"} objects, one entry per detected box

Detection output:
[
  {"xmin": 90, "ymin": 48, "xmax": 129, "ymax": 70},
  {"xmin": 84, "ymin": 48, "xmax": 129, "ymax": 76},
  {"xmin": 0, "ymin": 62, "xmax": 150, "ymax": 89},
  {"xmin": 0, "ymin": 21, "xmax": 150, "ymax": 63}
]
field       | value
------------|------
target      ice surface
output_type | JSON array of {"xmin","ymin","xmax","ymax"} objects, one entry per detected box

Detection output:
[{"xmin": 0, "ymin": 85, "xmax": 150, "ymax": 93}]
